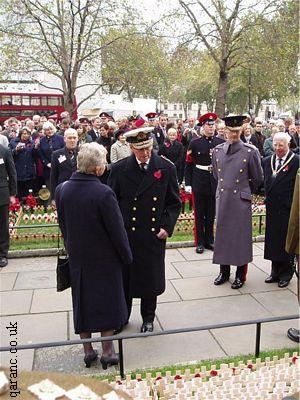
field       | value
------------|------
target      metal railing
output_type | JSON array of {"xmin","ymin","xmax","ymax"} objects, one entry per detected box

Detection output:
[{"xmin": 1, "ymin": 314, "xmax": 297, "ymax": 378}]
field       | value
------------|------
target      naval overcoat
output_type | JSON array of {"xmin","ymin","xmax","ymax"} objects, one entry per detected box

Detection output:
[
  {"xmin": 55, "ymin": 172, "xmax": 132, "ymax": 334},
  {"xmin": 212, "ymin": 140, "xmax": 263, "ymax": 266},
  {"xmin": 263, "ymin": 151, "xmax": 299, "ymax": 262},
  {"xmin": 108, "ymin": 152, "xmax": 181, "ymax": 298}
]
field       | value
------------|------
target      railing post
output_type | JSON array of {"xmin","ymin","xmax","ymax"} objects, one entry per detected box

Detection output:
[
  {"xmin": 118, "ymin": 339, "xmax": 125, "ymax": 379},
  {"xmin": 259, "ymin": 215, "xmax": 262, "ymax": 235},
  {"xmin": 255, "ymin": 322, "xmax": 261, "ymax": 357}
]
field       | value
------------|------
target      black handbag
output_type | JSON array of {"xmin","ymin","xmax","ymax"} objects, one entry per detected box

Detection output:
[{"xmin": 56, "ymin": 254, "xmax": 70, "ymax": 292}]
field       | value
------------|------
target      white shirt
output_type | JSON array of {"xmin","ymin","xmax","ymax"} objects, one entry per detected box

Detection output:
[{"xmin": 275, "ymin": 152, "xmax": 288, "ymax": 170}]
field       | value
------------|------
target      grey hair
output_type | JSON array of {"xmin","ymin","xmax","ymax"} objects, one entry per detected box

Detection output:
[
  {"xmin": 77, "ymin": 142, "xmax": 107, "ymax": 174},
  {"xmin": 64, "ymin": 128, "xmax": 78, "ymax": 137},
  {"xmin": 273, "ymin": 132, "xmax": 291, "ymax": 144},
  {"xmin": 43, "ymin": 121, "xmax": 56, "ymax": 132},
  {"xmin": 107, "ymin": 121, "xmax": 116, "ymax": 129}
]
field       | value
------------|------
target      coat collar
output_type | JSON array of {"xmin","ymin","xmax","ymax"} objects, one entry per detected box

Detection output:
[
  {"xmin": 223, "ymin": 139, "xmax": 244, "ymax": 154},
  {"xmin": 70, "ymin": 171, "xmax": 99, "ymax": 181},
  {"xmin": 267, "ymin": 150, "xmax": 295, "ymax": 192}
]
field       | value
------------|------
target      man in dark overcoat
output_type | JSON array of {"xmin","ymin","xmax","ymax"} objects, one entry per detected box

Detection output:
[
  {"xmin": 263, "ymin": 132, "xmax": 299, "ymax": 288},
  {"xmin": 184, "ymin": 113, "xmax": 225, "ymax": 254},
  {"xmin": 153, "ymin": 114, "xmax": 168, "ymax": 147},
  {"xmin": 212, "ymin": 116, "xmax": 263, "ymax": 289},
  {"xmin": 108, "ymin": 126, "xmax": 181, "ymax": 333},
  {"xmin": 0, "ymin": 144, "xmax": 17, "ymax": 268},
  {"xmin": 50, "ymin": 128, "xmax": 79, "ymax": 200}
]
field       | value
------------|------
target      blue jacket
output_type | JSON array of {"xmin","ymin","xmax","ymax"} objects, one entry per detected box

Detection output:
[
  {"xmin": 39, "ymin": 134, "xmax": 65, "ymax": 179},
  {"xmin": 10, "ymin": 138, "xmax": 37, "ymax": 181}
]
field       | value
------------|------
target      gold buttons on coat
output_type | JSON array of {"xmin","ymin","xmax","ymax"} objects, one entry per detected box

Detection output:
[
  {"xmin": 240, "ymin": 169, "xmax": 243, "ymax": 173},
  {"xmin": 243, "ymin": 159, "xmax": 247, "ymax": 163},
  {"xmin": 132, "ymin": 217, "xmax": 136, "ymax": 221},
  {"xmin": 221, "ymin": 188, "xmax": 224, "ymax": 192},
  {"xmin": 133, "ymin": 207, "xmax": 136, "ymax": 211},
  {"xmin": 131, "ymin": 227, "xmax": 136, "ymax": 231},
  {"xmin": 153, "ymin": 197, "xmax": 157, "ymax": 201},
  {"xmin": 218, "ymin": 168, "xmax": 221, "ymax": 172},
  {"xmin": 152, "ymin": 207, "xmax": 156, "ymax": 211},
  {"xmin": 134, "ymin": 197, "xmax": 137, "ymax": 201},
  {"xmin": 236, "ymin": 179, "xmax": 239, "ymax": 183},
  {"xmin": 151, "ymin": 228, "xmax": 155, "ymax": 232},
  {"xmin": 248, "ymin": 149, "xmax": 251, "ymax": 152},
  {"xmin": 234, "ymin": 190, "xmax": 237, "ymax": 193},
  {"xmin": 152, "ymin": 218, "xmax": 156, "ymax": 222},
  {"xmin": 220, "ymin": 178, "xmax": 223, "ymax": 182},
  {"xmin": 216, "ymin": 159, "xmax": 219, "ymax": 162}
]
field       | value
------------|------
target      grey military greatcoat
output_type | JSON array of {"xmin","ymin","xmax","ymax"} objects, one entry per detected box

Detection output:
[{"xmin": 212, "ymin": 140, "xmax": 263, "ymax": 266}]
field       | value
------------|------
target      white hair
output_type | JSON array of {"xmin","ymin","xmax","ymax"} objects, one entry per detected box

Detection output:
[
  {"xmin": 77, "ymin": 142, "xmax": 107, "ymax": 174},
  {"xmin": 107, "ymin": 121, "xmax": 116, "ymax": 129},
  {"xmin": 64, "ymin": 128, "xmax": 78, "ymax": 137},
  {"xmin": 43, "ymin": 121, "xmax": 56, "ymax": 132},
  {"xmin": 273, "ymin": 132, "xmax": 291, "ymax": 144}
]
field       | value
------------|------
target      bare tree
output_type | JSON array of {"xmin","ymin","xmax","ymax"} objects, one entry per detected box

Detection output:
[
  {"xmin": 178, "ymin": 0, "xmax": 283, "ymax": 116},
  {"xmin": 0, "ymin": 0, "xmax": 132, "ymax": 114}
]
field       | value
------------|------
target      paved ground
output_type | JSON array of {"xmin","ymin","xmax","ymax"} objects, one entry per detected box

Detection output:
[{"xmin": 0, "ymin": 243, "xmax": 298, "ymax": 375}]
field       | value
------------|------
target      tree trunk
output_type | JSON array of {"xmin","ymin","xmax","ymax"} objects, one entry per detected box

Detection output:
[
  {"xmin": 215, "ymin": 69, "xmax": 228, "ymax": 116},
  {"xmin": 254, "ymin": 96, "xmax": 262, "ymax": 117}
]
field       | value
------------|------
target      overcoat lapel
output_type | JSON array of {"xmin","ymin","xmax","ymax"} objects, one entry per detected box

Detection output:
[
  {"xmin": 124, "ymin": 154, "xmax": 144, "ymax": 187},
  {"xmin": 269, "ymin": 151, "xmax": 295, "ymax": 192},
  {"xmin": 135, "ymin": 153, "xmax": 165, "ymax": 197}
]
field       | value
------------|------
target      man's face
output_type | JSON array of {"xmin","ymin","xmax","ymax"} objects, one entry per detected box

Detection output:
[
  {"xmin": 277, "ymin": 124, "xmax": 285, "ymax": 132},
  {"xmin": 64, "ymin": 133, "xmax": 78, "ymax": 150},
  {"xmin": 9, "ymin": 121, "xmax": 18, "ymax": 131},
  {"xmin": 188, "ymin": 118, "xmax": 195, "ymax": 128},
  {"xmin": 296, "ymin": 125, "xmax": 300, "ymax": 136},
  {"xmin": 203, "ymin": 122, "xmax": 214, "ymax": 136},
  {"xmin": 274, "ymin": 139, "xmax": 289, "ymax": 158},
  {"xmin": 159, "ymin": 117, "xmax": 167, "ymax": 127},
  {"xmin": 177, "ymin": 119, "xmax": 183, "ymax": 128},
  {"xmin": 132, "ymin": 145, "xmax": 152, "ymax": 163},
  {"xmin": 255, "ymin": 123, "xmax": 262, "ymax": 132},
  {"xmin": 101, "ymin": 116, "xmax": 109, "ymax": 124},
  {"xmin": 289, "ymin": 125, "xmax": 296, "ymax": 134},
  {"xmin": 244, "ymin": 125, "xmax": 252, "ymax": 137},
  {"xmin": 92, "ymin": 118, "xmax": 101, "ymax": 130},
  {"xmin": 226, "ymin": 128, "xmax": 241, "ymax": 143}
]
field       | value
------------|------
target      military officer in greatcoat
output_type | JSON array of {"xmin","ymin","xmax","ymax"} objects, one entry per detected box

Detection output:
[
  {"xmin": 263, "ymin": 132, "xmax": 299, "ymax": 288},
  {"xmin": 212, "ymin": 115, "xmax": 263, "ymax": 289},
  {"xmin": 108, "ymin": 126, "xmax": 181, "ymax": 333},
  {"xmin": 184, "ymin": 113, "xmax": 225, "ymax": 254}
]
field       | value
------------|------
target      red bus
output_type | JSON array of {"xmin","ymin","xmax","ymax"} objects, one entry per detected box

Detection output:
[{"xmin": 0, "ymin": 92, "xmax": 77, "ymax": 124}]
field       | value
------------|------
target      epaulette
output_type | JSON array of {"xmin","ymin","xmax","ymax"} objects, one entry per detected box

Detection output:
[
  {"xmin": 243, "ymin": 142, "xmax": 257, "ymax": 150},
  {"xmin": 214, "ymin": 142, "xmax": 226, "ymax": 150},
  {"xmin": 160, "ymin": 155, "xmax": 175, "ymax": 165}
]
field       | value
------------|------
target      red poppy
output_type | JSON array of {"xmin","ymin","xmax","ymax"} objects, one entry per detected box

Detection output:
[
  {"xmin": 247, "ymin": 364, "xmax": 253, "ymax": 370},
  {"xmin": 194, "ymin": 373, "xmax": 201, "ymax": 378},
  {"xmin": 174, "ymin": 375, "xmax": 182, "ymax": 380},
  {"xmin": 165, "ymin": 142, "xmax": 171, "ymax": 148},
  {"xmin": 210, "ymin": 370, "xmax": 218, "ymax": 377},
  {"xmin": 156, "ymin": 376, "xmax": 162, "ymax": 381},
  {"xmin": 154, "ymin": 170, "xmax": 162, "ymax": 180},
  {"xmin": 283, "ymin": 166, "xmax": 289, "ymax": 172},
  {"xmin": 232, "ymin": 367, "xmax": 236, "ymax": 375},
  {"xmin": 292, "ymin": 356, "xmax": 298, "ymax": 364}
]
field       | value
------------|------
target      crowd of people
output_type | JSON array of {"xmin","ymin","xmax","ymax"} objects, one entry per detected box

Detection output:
[{"xmin": 0, "ymin": 109, "xmax": 299, "ymax": 368}]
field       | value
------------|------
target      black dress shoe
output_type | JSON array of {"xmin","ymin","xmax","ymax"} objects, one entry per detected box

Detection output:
[
  {"xmin": 0, "ymin": 257, "xmax": 8, "ymax": 268},
  {"xmin": 100, "ymin": 354, "xmax": 119, "ymax": 370},
  {"xmin": 214, "ymin": 273, "xmax": 229, "ymax": 285},
  {"xmin": 265, "ymin": 275, "xmax": 279, "ymax": 283},
  {"xmin": 196, "ymin": 245, "xmax": 204, "ymax": 254},
  {"xmin": 84, "ymin": 350, "xmax": 98, "ymax": 368},
  {"xmin": 231, "ymin": 278, "xmax": 244, "ymax": 289},
  {"xmin": 204, "ymin": 243, "xmax": 214, "ymax": 251},
  {"xmin": 278, "ymin": 279, "xmax": 290, "ymax": 288},
  {"xmin": 287, "ymin": 327, "xmax": 300, "ymax": 343},
  {"xmin": 141, "ymin": 321, "xmax": 153, "ymax": 333}
]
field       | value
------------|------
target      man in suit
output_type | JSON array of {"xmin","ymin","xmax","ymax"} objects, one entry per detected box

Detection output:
[
  {"xmin": 252, "ymin": 119, "xmax": 266, "ymax": 157},
  {"xmin": 185, "ymin": 113, "xmax": 225, "ymax": 254},
  {"xmin": 263, "ymin": 132, "xmax": 299, "ymax": 288},
  {"xmin": 88, "ymin": 117, "xmax": 101, "ymax": 142},
  {"xmin": 50, "ymin": 128, "xmax": 78, "ymax": 200},
  {"xmin": 108, "ymin": 126, "xmax": 181, "ymax": 333},
  {"xmin": 153, "ymin": 114, "xmax": 168, "ymax": 146},
  {"xmin": 0, "ymin": 144, "xmax": 17, "ymax": 268}
]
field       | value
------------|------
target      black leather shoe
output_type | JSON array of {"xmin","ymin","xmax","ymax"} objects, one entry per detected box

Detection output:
[
  {"xmin": 141, "ymin": 321, "xmax": 153, "ymax": 333},
  {"xmin": 84, "ymin": 350, "xmax": 98, "ymax": 368},
  {"xmin": 214, "ymin": 273, "xmax": 229, "ymax": 285},
  {"xmin": 204, "ymin": 243, "xmax": 214, "ymax": 251},
  {"xmin": 196, "ymin": 245, "xmax": 204, "ymax": 254},
  {"xmin": 265, "ymin": 275, "xmax": 279, "ymax": 283},
  {"xmin": 231, "ymin": 278, "xmax": 244, "ymax": 289},
  {"xmin": 0, "ymin": 257, "xmax": 8, "ymax": 268},
  {"xmin": 100, "ymin": 354, "xmax": 119, "ymax": 370},
  {"xmin": 287, "ymin": 327, "xmax": 300, "ymax": 343},
  {"xmin": 278, "ymin": 279, "xmax": 290, "ymax": 288}
]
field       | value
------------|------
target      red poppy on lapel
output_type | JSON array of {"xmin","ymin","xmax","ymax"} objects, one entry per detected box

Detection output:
[
  {"xmin": 154, "ymin": 170, "xmax": 162, "ymax": 179},
  {"xmin": 165, "ymin": 142, "xmax": 171, "ymax": 148},
  {"xmin": 283, "ymin": 165, "xmax": 289, "ymax": 172}
]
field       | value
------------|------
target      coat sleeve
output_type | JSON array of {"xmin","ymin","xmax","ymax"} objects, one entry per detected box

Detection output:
[
  {"xmin": 160, "ymin": 164, "xmax": 182, "ymax": 237},
  {"xmin": 99, "ymin": 189, "xmax": 133, "ymax": 265},
  {"xmin": 55, "ymin": 183, "xmax": 68, "ymax": 251},
  {"xmin": 249, "ymin": 148, "xmax": 264, "ymax": 193},
  {"xmin": 5, "ymin": 147, "xmax": 17, "ymax": 196},
  {"xmin": 50, "ymin": 153, "xmax": 60, "ymax": 200},
  {"xmin": 184, "ymin": 142, "xmax": 194, "ymax": 186},
  {"xmin": 107, "ymin": 164, "xmax": 121, "ymax": 199},
  {"xmin": 211, "ymin": 148, "xmax": 218, "ymax": 181},
  {"xmin": 110, "ymin": 144, "xmax": 118, "ymax": 164}
]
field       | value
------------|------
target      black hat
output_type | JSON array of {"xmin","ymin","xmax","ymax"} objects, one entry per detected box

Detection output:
[
  {"xmin": 114, "ymin": 128, "xmax": 126, "ymax": 140},
  {"xmin": 79, "ymin": 117, "xmax": 90, "ymax": 124},
  {"xmin": 222, "ymin": 115, "xmax": 247, "ymax": 131}
]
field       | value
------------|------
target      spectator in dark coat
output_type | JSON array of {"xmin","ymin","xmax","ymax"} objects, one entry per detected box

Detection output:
[
  {"xmin": 9, "ymin": 127, "xmax": 38, "ymax": 200},
  {"xmin": 55, "ymin": 142, "xmax": 132, "ymax": 369},
  {"xmin": 39, "ymin": 122, "xmax": 65, "ymax": 190},
  {"xmin": 263, "ymin": 132, "xmax": 299, "ymax": 288},
  {"xmin": 50, "ymin": 128, "xmax": 79, "ymax": 200},
  {"xmin": 252, "ymin": 119, "xmax": 266, "ymax": 157},
  {"xmin": 97, "ymin": 123, "xmax": 113, "ymax": 184},
  {"xmin": 158, "ymin": 127, "xmax": 184, "ymax": 183}
]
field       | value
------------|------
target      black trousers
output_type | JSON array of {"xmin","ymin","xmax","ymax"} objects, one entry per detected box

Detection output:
[
  {"xmin": 193, "ymin": 192, "xmax": 215, "ymax": 246},
  {"xmin": 0, "ymin": 204, "xmax": 9, "ymax": 258},
  {"xmin": 271, "ymin": 259, "xmax": 294, "ymax": 281},
  {"xmin": 220, "ymin": 264, "xmax": 248, "ymax": 281},
  {"xmin": 122, "ymin": 263, "xmax": 157, "ymax": 324}
]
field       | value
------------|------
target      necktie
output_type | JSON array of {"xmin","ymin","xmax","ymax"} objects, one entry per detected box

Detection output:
[
  {"xmin": 277, "ymin": 158, "xmax": 283, "ymax": 171},
  {"xmin": 69, "ymin": 151, "xmax": 75, "ymax": 167},
  {"xmin": 140, "ymin": 162, "xmax": 147, "ymax": 172}
]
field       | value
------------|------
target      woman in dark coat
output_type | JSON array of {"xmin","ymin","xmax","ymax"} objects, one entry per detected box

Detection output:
[
  {"xmin": 158, "ymin": 127, "xmax": 184, "ymax": 183},
  {"xmin": 96, "ymin": 123, "xmax": 113, "ymax": 184},
  {"xmin": 55, "ymin": 142, "xmax": 132, "ymax": 369}
]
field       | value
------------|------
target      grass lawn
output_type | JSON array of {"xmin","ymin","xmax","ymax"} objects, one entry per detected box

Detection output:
[{"xmin": 93, "ymin": 347, "xmax": 298, "ymax": 382}]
